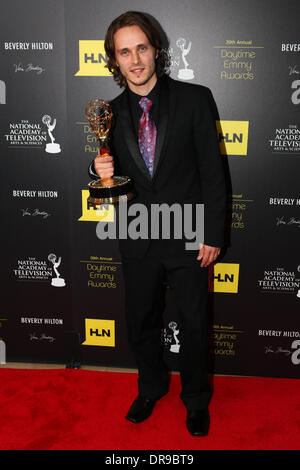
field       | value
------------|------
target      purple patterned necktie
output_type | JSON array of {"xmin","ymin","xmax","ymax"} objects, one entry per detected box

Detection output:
[{"xmin": 138, "ymin": 97, "xmax": 157, "ymax": 176}]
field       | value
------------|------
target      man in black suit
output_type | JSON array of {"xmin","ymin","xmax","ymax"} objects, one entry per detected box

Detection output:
[{"xmin": 89, "ymin": 11, "xmax": 227, "ymax": 436}]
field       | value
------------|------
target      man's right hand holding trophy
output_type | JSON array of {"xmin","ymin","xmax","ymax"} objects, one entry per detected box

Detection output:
[
  {"xmin": 94, "ymin": 152, "xmax": 115, "ymax": 181},
  {"xmin": 86, "ymin": 98, "xmax": 134, "ymax": 204}
]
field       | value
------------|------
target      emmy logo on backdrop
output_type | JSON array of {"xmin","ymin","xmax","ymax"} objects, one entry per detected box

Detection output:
[
  {"xmin": 42, "ymin": 115, "xmax": 61, "ymax": 153},
  {"xmin": 0, "ymin": 80, "xmax": 6, "ymax": 104},
  {"xmin": 176, "ymin": 37, "xmax": 194, "ymax": 80},
  {"xmin": 48, "ymin": 253, "xmax": 66, "ymax": 287},
  {"xmin": 0, "ymin": 340, "xmax": 6, "ymax": 364},
  {"xmin": 169, "ymin": 321, "xmax": 180, "ymax": 353}
]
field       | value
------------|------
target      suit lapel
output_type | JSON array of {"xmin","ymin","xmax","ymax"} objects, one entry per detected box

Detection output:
[
  {"xmin": 117, "ymin": 76, "xmax": 176, "ymax": 182},
  {"xmin": 119, "ymin": 90, "xmax": 152, "ymax": 181},
  {"xmin": 152, "ymin": 76, "xmax": 176, "ymax": 180},
  {"xmin": 152, "ymin": 77, "xmax": 168, "ymax": 177}
]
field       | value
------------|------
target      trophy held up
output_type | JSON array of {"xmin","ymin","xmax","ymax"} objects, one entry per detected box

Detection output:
[{"xmin": 86, "ymin": 98, "xmax": 135, "ymax": 204}]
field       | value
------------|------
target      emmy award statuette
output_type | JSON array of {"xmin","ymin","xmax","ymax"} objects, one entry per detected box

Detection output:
[
  {"xmin": 169, "ymin": 321, "xmax": 180, "ymax": 353},
  {"xmin": 0, "ymin": 340, "xmax": 6, "ymax": 364},
  {"xmin": 48, "ymin": 253, "xmax": 66, "ymax": 287},
  {"xmin": 86, "ymin": 99, "xmax": 134, "ymax": 204},
  {"xmin": 42, "ymin": 115, "xmax": 61, "ymax": 153}
]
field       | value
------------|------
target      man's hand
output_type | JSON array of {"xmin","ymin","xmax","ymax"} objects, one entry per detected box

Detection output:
[
  {"xmin": 94, "ymin": 150, "xmax": 114, "ymax": 179},
  {"xmin": 197, "ymin": 243, "xmax": 220, "ymax": 267}
]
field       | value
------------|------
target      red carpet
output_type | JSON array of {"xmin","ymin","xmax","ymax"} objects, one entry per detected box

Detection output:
[{"xmin": 0, "ymin": 368, "xmax": 299, "ymax": 450}]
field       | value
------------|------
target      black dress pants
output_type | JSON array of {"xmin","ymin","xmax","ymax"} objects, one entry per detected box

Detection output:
[{"xmin": 121, "ymin": 249, "xmax": 212, "ymax": 411}]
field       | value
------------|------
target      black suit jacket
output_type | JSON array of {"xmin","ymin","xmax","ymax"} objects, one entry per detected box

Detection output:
[{"xmin": 89, "ymin": 75, "xmax": 227, "ymax": 259}]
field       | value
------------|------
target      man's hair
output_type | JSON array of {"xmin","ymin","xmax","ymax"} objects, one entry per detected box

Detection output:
[{"xmin": 104, "ymin": 11, "xmax": 170, "ymax": 87}]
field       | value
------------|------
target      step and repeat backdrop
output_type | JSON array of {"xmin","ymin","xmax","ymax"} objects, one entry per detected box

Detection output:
[{"xmin": 0, "ymin": 0, "xmax": 299, "ymax": 377}]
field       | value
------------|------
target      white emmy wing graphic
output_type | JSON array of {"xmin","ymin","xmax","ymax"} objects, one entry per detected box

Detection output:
[
  {"xmin": 42, "ymin": 114, "xmax": 61, "ymax": 153},
  {"xmin": 176, "ymin": 37, "xmax": 195, "ymax": 80},
  {"xmin": 0, "ymin": 80, "xmax": 6, "ymax": 104},
  {"xmin": 48, "ymin": 253, "xmax": 66, "ymax": 287},
  {"xmin": 169, "ymin": 321, "xmax": 180, "ymax": 353},
  {"xmin": 0, "ymin": 340, "xmax": 6, "ymax": 364}
]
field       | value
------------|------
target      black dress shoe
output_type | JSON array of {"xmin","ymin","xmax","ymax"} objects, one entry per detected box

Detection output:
[
  {"xmin": 126, "ymin": 396, "xmax": 158, "ymax": 423},
  {"xmin": 186, "ymin": 409, "xmax": 210, "ymax": 436}
]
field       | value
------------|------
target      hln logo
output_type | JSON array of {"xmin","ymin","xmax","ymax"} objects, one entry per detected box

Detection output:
[
  {"xmin": 78, "ymin": 190, "xmax": 114, "ymax": 222},
  {"xmin": 90, "ymin": 328, "xmax": 110, "ymax": 337},
  {"xmin": 209, "ymin": 263, "xmax": 240, "ymax": 293},
  {"xmin": 82, "ymin": 319, "xmax": 115, "ymax": 347},
  {"xmin": 75, "ymin": 40, "xmax": 113, "ymax": 76},
  {"xmin": 216, "ymin": 120, "xmax": 249, "ymax": 155}
]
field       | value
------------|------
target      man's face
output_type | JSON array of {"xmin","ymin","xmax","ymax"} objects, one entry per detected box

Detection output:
[{"xmin": 114, "ymin": 25, "xmax": 158, "ymax": 94}]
